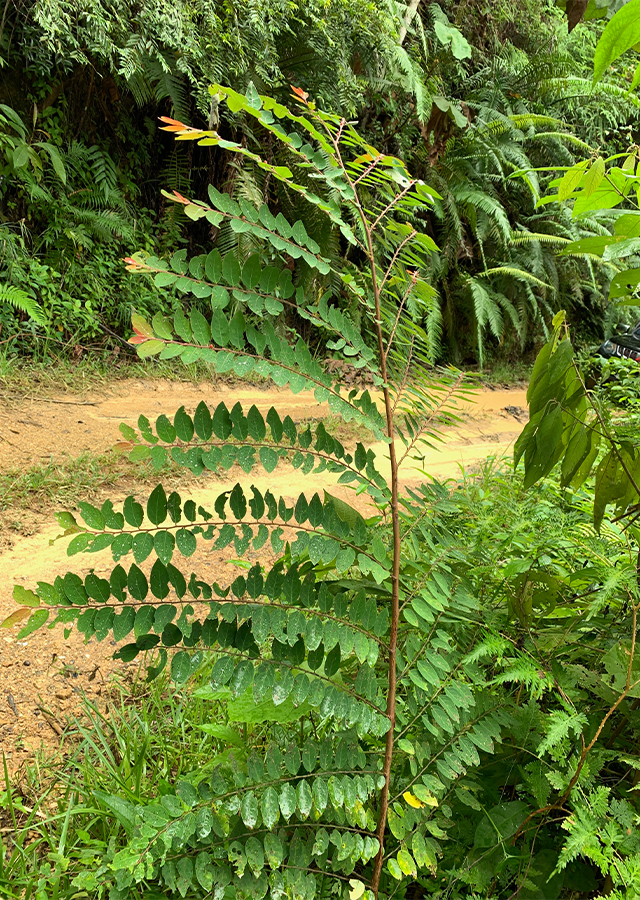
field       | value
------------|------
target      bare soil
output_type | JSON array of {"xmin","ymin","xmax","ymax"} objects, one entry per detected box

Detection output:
[{"xmin": 0, "ymin": 378, "xmax": 527, "ymax": 777}]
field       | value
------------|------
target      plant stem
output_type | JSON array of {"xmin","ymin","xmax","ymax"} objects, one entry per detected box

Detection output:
[{"xmin": 329, "ymin": 117, "xmax": 402, "ymax": 896}]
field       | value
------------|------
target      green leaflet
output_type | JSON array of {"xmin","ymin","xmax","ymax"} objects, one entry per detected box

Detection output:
[{"xmin": 594, "ymin": 0, "xmax": 640, "ymax": 82}]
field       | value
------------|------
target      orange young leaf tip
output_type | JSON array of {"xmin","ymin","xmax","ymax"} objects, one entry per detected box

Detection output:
[
  {"xmin": 129, "ymin": 335, "xmax": 148, "ymax": 345},
  {"xmin": 123, "ymin": 256, "xmax": 148, "ymax": 272},
  {"xmin": 290, "ymin": 85, "xmax": 309, "ymax": 101}
]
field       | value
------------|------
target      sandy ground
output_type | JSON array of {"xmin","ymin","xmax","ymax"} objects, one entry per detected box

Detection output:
[{"xmin": 0, "ymin": 379, "xmax": 527, "ymax": 776}]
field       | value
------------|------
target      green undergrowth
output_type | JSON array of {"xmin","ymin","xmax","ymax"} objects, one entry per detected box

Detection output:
[
  {"xmin": 3, "ymin": 463, "xmax": 640, "ymax": 899},
  {"xmin": 0, "ymin": 352, "xmax": 226, "ymax": 398},
  {"xmin": 1, "ymin": 660, "xmax": 222, "ymax": 900}
]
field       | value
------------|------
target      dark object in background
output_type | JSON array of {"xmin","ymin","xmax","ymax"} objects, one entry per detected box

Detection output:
[{"xmin": 598, "ymin": 322, "xmax": 640, "ymax": 362}]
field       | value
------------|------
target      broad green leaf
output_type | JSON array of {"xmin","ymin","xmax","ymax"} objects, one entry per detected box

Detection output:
[
  {"xmin": 133, "ymin": 532, "xmax": 154, "ymax": 564},
  {"xmin": 128, "ymin": 564, "xmax": 148, "ymax": 602},
  {"xmin": 264, "ymin": 833, "xmax": 283, "ymax": 869},
  {"xmin": 13, "ymin": 585, "xmax": 40, "ymax": 608},
  {"xmin": 93, "ymin": 791, "xmax": 136, "ymax": 833},
  {"xmin": 261, "ymin": 787, "xmax": 280, "ymax": 829},
  {"xmin": 113, "ymin": 607, "xmax": 136, "ymax": 642},
  {"xmin": 147, "ymin": 484, "xmax": 168, "ymax": 525},
  {"xmin": 387, "ymin": 858, "xmax": 403, "ymax": 880},
  {"xmin": 241, "ymin": 791, "xmax": 259, "ymax": 829},
  {"xmin": 583, "ymin": 157, "xmax": 605, "ymax": 198},
  {"xmin": 176, "ymin": 528, "xmax": 197, "ymax": 556},
  {"xmin": 37, "ymin": 141, "xmax": 66, "ymax": 182},
  {"xmin": 131, "ymin": 313, "xmax": 154, "ymax": 338},
  {"xmin": 397, "ymin": 848, "xmax": 417, "ymax": 877},
  {"xmin": 557, "ymin": 161, "xmax": 588, "ymax": 201},
  {"xmin": 279, "ymin": 783, "xmax": 296, "ymax": 819},
  {"xmin": 594, "ymin": 0, "xmax": 640, "ymax": 82},
  {"xmin": 152, "ymin": 311, "xmax": 173, "ymax": 340},
  {"xmin": 123, "ymin": 496, "xmax": 144, "ymax": 528},
  {"xmin": 609, "ymin": 267, "xmax": 640, "ymax": 300},
  {"xmin": 190, "ymin": 309, "xmax": 210, "ymax": 345},
  {"xmin": 137, "ymin": 339, "xmax": 165, "ymax": 358},
  {"xmin": 171, "ymin": 650, "xmax": 192, "ymax": 684},
  {"xmin": 77, "ymin": 502, "xmax": 105, "ymax": 531},
  {"xmin": 297, "ymin": 780, "xmax": 313, "ymax": 819},
  {"xmin": 195, "ymin": 851, "xmax": 214, "ymax": 891},
  {"xmin": 154, "ymin": 531, "xmax": 175, "ymax": 565},
  {"xmin": 193, "ymin": 401, "xmax": 213, "ymax": 440},
  {"xmin": 17, "ymin": 608, "xmax": 49, "ymax": 638},
  {"xmin": 259, "ymin": 447, "xmax": 279, "ymax": 473}
]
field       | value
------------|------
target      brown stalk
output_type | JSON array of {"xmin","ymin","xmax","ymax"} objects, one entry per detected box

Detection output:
[{"xmin": 328, "ymin": 120, "xmax": 403, "ymax": 898}]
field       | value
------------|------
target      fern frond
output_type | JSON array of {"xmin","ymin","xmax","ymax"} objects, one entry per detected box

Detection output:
[
  {"xmin": 0, "ymin": 284, "xmax": 45, "ymax": 326},
  {"xmin": 479, "ymin": 266, "xmax": 552, "ymax": 290},
  {"xmin": 509, "ymin": 232, "xmax": 572, "ymax": 246},
  {"xmin": 531, "ymin": 131, "xmax": 593, "ymax": 152}
]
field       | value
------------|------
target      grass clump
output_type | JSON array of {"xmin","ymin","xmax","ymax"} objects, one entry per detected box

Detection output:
[{"xmin": 0, "ymin": 661, "xmax": 227, "ymax": 900}]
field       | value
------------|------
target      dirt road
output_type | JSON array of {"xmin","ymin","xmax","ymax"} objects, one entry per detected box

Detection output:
[{"xmin": 0, "ymin": 379, "xmax": 527, "ymax": 774}]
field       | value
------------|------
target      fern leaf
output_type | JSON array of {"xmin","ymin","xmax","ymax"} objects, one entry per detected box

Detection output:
[{"xmin": 0, "ymin": 284, "xmax": 45, "ymax": 326}]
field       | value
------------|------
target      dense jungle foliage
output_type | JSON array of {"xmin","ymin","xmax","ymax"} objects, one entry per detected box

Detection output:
[{"xmin": 2, "ymin": 0, "xmax": 640, "ymax": 365}]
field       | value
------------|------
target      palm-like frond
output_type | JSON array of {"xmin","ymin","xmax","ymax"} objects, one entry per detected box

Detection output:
[{"xmin": 0, "ymin": 284, "xmax": 44, "ymax": 325}]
